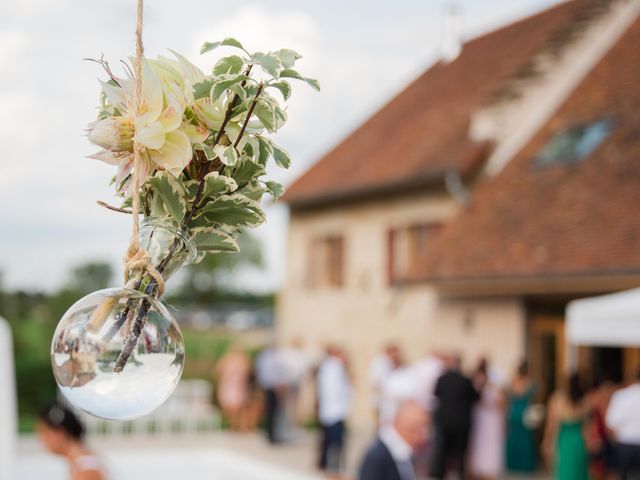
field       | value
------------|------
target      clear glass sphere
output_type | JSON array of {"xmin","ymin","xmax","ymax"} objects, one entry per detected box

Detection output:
[{"xmin": 51, "ymin": 287, "xmax": 184, "ymax": 420}]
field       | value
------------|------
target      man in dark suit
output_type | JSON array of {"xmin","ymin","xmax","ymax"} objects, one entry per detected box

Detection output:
[
  {"xmin": 358, "ymin": 400, "xmax": 428, "ymax": 480},
  {"xmin": 430, "ymin": 354, "xmax": 480, "ymax": 479}
]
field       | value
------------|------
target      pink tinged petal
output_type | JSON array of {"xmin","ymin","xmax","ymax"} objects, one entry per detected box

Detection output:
[
  {"xmin": 158, "ymin": 96, "xmax": 183, "ymax": 132},
  {"xmin": 134, "ymin": 121, "xmax": 165, "ymax": 150},
  {"xmin": 116, "ymin": 158, "xmax": 134, "ymax": 186},
  {"xmin": 150, "ymin": 130, "xmax": 192, "ymax": 176},
  {"xmin": 87, "ymin": 149, "xmax": 121, "ymax": 166}
]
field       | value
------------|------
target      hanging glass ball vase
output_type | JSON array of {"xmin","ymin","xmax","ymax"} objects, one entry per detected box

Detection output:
[{"xmin": 51, "ymin": 217, "xmax": 196, "ymax": 420}]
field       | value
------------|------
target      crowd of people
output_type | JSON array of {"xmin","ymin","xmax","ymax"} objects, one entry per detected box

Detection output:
[
  {"xmin": 37, "ymin": 340, "xmax": 640, "ymax": 480},
  {"xmin": 358, "ymin": 345, "xmax": 640, "ymax": 480}
]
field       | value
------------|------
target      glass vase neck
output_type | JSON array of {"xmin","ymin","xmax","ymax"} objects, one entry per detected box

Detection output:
[{"xmin": 130, "ymin": 216, "xmax": 196, "ymax": 288}]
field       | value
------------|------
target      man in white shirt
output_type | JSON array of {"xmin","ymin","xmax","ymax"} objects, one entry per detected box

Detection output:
[
  {"xmin": 606, "ymin": 370, "xmax": 640, "ymax": 479},
  {"xmin": 358, "ymin": 400, "xmax": 428, "ymax": 480},
  {"xmin": 316, "ymin": 345, "xmax": 352, "ymax": 476}
]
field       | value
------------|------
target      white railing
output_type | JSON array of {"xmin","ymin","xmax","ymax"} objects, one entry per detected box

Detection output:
[{"xmin": 59, "ymin": 379, "xmax": 221, "ymax": 436}]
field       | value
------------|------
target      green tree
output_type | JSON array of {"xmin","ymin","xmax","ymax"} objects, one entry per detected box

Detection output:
[
  {"xmin": 65, "ymin": 261, "xmax": 114, "ymax": 294},
  {"xmin": 174, "ymin": 232, "xmax": 264, "ymax": 304}
]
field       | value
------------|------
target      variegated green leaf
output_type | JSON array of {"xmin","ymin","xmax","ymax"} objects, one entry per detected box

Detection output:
[
  {"xmin": 203, "ymin": 171, "xmax": 237, "ymax": 198},
  {"xmin": 264, "ymin": 181, "xmax": 284, "ymax": 200},
  {"xmin": 193, "ymin": 79, "xmax": 215, "ymax": 99},
  {"xmin": 239, "ymin": 180, "xmax": 266, "ymax": 202},
  {"xmin": 210, "ymin": 74, "xmax": 250, "ymax": 103},
  {"xmin": 252, "ymin": 52, "xmax": 283, "ymax": 77},
  {"xmin": 147, "ymin": 171, "xmax": 187, "ymax": 222},
  {"xmin": 268, "ymin": 80, "xmax": 292, "ymax": 101},
  {"xmin": 198, "ymin": 194, "xmax": 265, "ymax": 229},
  {"xmin": 213, "ymin": 145, "xmax": 239, "ymax": 166},
  {"xmin": 274, "ymin": 49, "xmax": 302, "ymax": 68},
  {"xmin": 254, "ymin": 98, "xmax": 276, "ymax": 132},
  {"xmin": 272, "ymin": 143, "xmax": 291, "ymax": 169},
  {"xmin": 213, "ymin": 55, "xmax": 245, "ymax": 75},
  {"xmin": 280, "ymin": 68, "xmax": 320, "ymax": 91},
  {"xmin": 233, "ymin": 156, "xmax": 265, "ymax": 185},
  {"xmin": 191, "ymin": 227, "xmax": 239, "ymax": 252},
  {"xmin": 256, "ymin": 135, "xmax": 274, "ymax": 165},
  {"xmin": 201, "ymin": 38, "xmax": 247, "ymax": 54}
]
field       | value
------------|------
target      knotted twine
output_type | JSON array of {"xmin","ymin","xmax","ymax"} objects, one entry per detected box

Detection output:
[{"xmin": 123, "ymin": 0, "xmax": 165, "ymax": 297}]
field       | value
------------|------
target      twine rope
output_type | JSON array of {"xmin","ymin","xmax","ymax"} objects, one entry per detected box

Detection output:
[{"xmin": 123, "ymin": 0, "xmax": 165, "ymax": 297}]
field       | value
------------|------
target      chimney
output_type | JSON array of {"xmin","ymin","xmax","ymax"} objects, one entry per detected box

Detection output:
[{"xmin": 441, "ymin": 5, "xmax": 462, "ymax": 63}]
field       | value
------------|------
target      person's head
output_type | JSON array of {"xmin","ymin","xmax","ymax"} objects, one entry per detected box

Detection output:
[
  {"xmin": 392, "ymin": 400, "xmax": 428, "ymax": 450},
  {"xmin": 568, "ymin": 372, "xmax": 585, "ymax": 406},
  {"xmin": 385, "ymin": 343, "xmax": 404, "ymax": 368},
  {"xmin": 516, "ymin": 360, "xmax": 529, "ymax": 378},
  {"xmin": 476, "ymin": 357, "xmax": 488, "ymax": 376},
  {"xmin": 444, "ymin": 353, "xmax": 462, "ymax": 371},
  {"xmin": 37, "ymin": 404, "xmax": 85, "ymax": 455}
]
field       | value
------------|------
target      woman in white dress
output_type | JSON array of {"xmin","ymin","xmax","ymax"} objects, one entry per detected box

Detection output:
[
  {"xmin": 469, "ymin": 358, "xmax": 506, "ymax": 480},
  {"xmin": 37, "ymin": 404, "xmax": 107, "ymax": 480}
]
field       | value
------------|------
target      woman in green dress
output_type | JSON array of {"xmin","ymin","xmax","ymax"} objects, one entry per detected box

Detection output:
[
  {"xmin": 506, "ymin": 361, "xmax": 537, "ymax": 473},
  {"xmin": 542, "ymin": 373, "xmax": 590, "ymax": 480}
]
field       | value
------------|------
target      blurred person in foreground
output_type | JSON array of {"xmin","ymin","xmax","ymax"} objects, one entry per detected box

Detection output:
[
  {"xmin": 542, "ymin": 372, "xmax": 590, "ymax": 480},
  {"xmin": 256, "ymin": 342, "xmax": 288, "ymax": 444},
  {"xmin": 37, "ymin": 404, "xmax": 106, "ymax": 480},
  {"xmin": 215, "ymin": 343, "xmax": 251, "ymax": 431},
  {"xmin": 281, "ymin": 337, "xmax": 313, "ymax": 439},
  {"xmin": 505, "ymin": 360, "xmax": 538, "ymax": 474},
  {"xmin": 369, "ymin": 343, "xmax": 404, "ymax": 423},
  {"xmin": 606, "ymin": 369, "xmax": 640, "ymax": 479},
  {"xmin": 358, "ymin": 400, "xmax": 428, "ymax": 480},
  {"xmin": 430, "ymin": 353, "xmax": 480, "ymax": 479},
  {"xmin": 317, "ymin": 345, "xmax": 352, "ymax": 479},
  {"xmin": 469, "ymin": 357, "xmax": 506, "ymax": 480},
  {"xmin": 585, "ymin": 379, "xmax": 616, "ymax": 479}
]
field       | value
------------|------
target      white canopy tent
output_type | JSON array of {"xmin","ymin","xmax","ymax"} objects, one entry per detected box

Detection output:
[
  {"xmin": 567, "ymin": 288, "xmax": 640, "ymax": 347},
  {"xmin": 0, "ymin": 316, "xmax": 16, "ymax": 480}
]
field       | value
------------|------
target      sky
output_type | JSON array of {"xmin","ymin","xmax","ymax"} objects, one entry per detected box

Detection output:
[{"xmin": 0, "ymin": 0, "xmax": 564, "ymax": 293}]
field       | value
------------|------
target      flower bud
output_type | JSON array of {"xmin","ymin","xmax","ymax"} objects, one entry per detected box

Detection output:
[{"xmin": 87, "ymin": 117, "xmax": 134, "ymax": 152}]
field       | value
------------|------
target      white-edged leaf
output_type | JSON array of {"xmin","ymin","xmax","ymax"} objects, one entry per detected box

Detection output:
[
  {"xmin": 210, "ymin": 74, "xmax": 250, "ymax": 103},
  {"xmin": 233, "ymin": 157, "xmax": 265, "ymax": 185},
  {"xmin": 201, "ymin": 37, "xmax": 246, "ymax": 54},
  {"xmin": 279, "ymin": 68, "xmax": 320, "ymax": 91},
  {"xmin": 254, "ymin": 98, "xmax": 276, "ymax": 132},
  {"xmin": 191, "ymin": 227, "xmax": 239, "ymax": 252},
  {"xmin": 213, "ymin": 145, "xmax": 239, "ymax": 166},
  {"xmin": 196, "ymin": 143, "xmax": 217, "ymax": 160},
  {"xmin": 274, "ymin": 49, "xmax": 302, "ymax": 68},
  {"xmin": 198, "ymin": 194, "xmax": 265, "ymax": 229},
  {"xmin": 256, "ymin": 135, "xmax": 273, "ymax": 165},
  {"xmin": 147, "ymin": 171, "xmax": 187, "ymax": 222},
  {"xmin": 193, "ymin": 79, "xmax": 215, "ymax": 99},
  {"xmin": 203, "ymin": 171, "xmax": 237, "ymax": 198},
  {"xmin": 268, "ymin": 80, "xmax": 292, "ymax": 101},
  {"xmin": 264, "ymin": 181, "xmax": 284, "ymax": 200},
  {"xmin": 213, "ymin": 55, "xmax": 245, "ymax": 75},
  {"xmin": 252, "ymin": 52, "xmax": 283, "ymax": 77},
  {"xmin": 272, "ymin": 143, "xmax": 291, "ymax": 169}
]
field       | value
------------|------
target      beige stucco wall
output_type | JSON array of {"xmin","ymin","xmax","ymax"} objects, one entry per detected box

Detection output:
[{"xmin": 277, "ymin": 192, "xmax": 527, "ymax": 426}]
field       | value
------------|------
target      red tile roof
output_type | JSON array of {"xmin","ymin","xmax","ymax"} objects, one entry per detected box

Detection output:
[
  {"xmin": 284, "ymin": 0, "xmax": 595, "ymax": 208},
  {"xmin": 422, "ymin": 16, "xmax": 640, "ymax": 283}
]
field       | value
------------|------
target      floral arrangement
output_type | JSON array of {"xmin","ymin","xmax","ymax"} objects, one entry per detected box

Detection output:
[
  {"xmin": 82, "ymin": 39, "xmax": 318, "ymax": 372},
  {"xmin": 88, "ymin": 38, "xmax": 318, "ymax": 259}
]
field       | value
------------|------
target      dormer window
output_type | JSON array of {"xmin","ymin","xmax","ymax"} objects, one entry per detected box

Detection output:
[{"xmin": 534, "ymin": 118, "xmax": 613, "ymax": 167}]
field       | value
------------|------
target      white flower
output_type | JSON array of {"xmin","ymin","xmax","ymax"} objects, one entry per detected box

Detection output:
[{"xmin": 90, "ymin": 60, "xmax": 194, "ymax": 180}]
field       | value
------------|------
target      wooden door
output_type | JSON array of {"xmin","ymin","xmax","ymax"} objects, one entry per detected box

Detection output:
[{"xmin": 528, "ymin": 316, "xmax": 565, "ymax": 401}]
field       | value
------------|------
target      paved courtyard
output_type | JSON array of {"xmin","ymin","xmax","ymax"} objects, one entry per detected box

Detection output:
[{"xmin": 16, "ymin": 430, "xmax": 549, "ymax": 480}]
